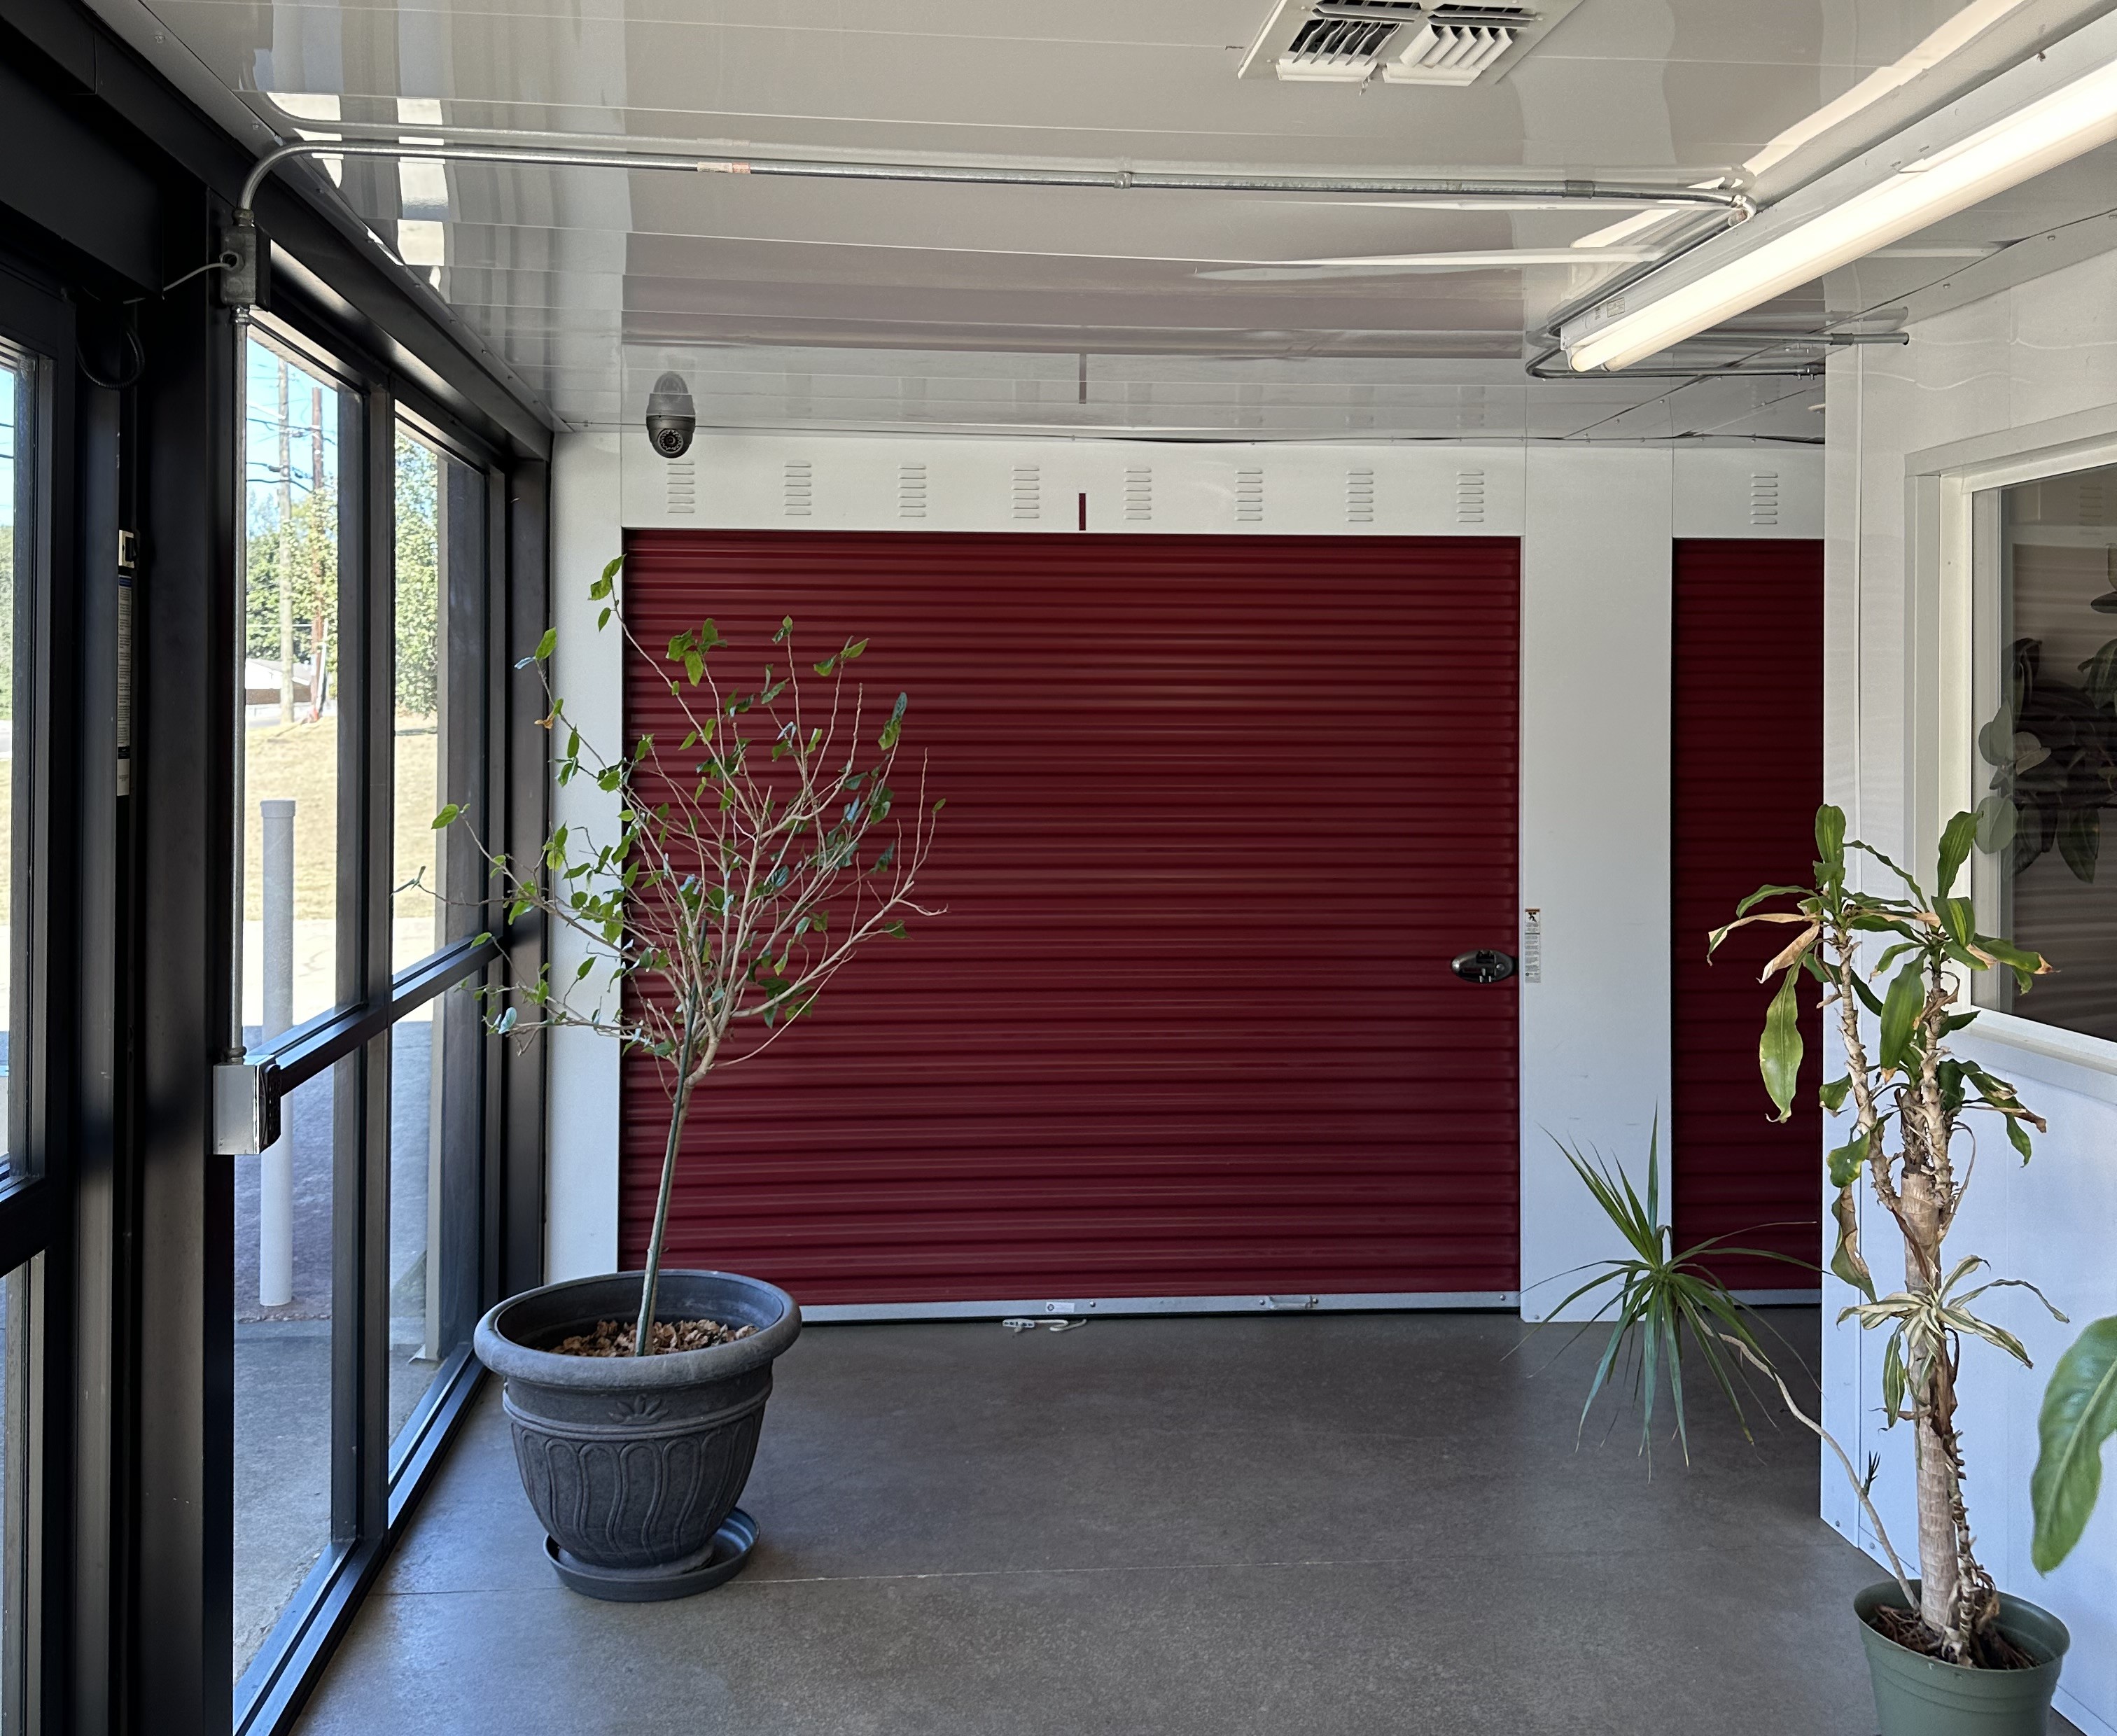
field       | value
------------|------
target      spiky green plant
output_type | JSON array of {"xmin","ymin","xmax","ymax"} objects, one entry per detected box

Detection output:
[{"xmin": 1542, "ymin": 1123, "xmax": 1799, "ymax": 1465}]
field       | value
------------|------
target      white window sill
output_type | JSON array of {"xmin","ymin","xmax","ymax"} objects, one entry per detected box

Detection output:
[{"xmin": 1955, "ymin": 1007, "xmax": 2117, "ymax": 1108}]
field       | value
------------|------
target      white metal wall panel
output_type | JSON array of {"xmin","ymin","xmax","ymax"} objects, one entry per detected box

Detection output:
[
  {"xmin": 620, "ymin": 432, "xmax": 1535, "ymax": 537},
  {"xmin": 1672, "ymin": 444, "xmax": 1826, "ymax": 538}
]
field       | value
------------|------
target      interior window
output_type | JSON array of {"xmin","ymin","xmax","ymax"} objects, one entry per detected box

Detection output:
[{"xmin": 1972, "ymin": 458, "xmax": 2117, "ymax": 1040}]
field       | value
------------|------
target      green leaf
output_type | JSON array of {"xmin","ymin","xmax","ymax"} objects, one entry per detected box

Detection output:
[
  {"xmin": 1976, "ymin": 706, "xmax": 2017, "ymax": 769},
  {"xmin": 1815, "ymin": 803, "xmax": 1845, "ymax": 867},
  {"xmin": 1820, "ymin": 1076, "xmax": 1852, "ymax": 1114},
  {"xmin": 2032, "ymin": 1317, "xmax": 2117, "ymax": 1573},
  {"xmin": 1760, "ymin": 968, "xmax": 1803, "ymax": 1122},
  {"xmin": 1878, "ymin": 961, "xmax": 1924, "ymax": 1072},
  {"xmin": 1826, "ymin": 1130, "xmax": 1868, "ymax": 1189},
  {"xmin": 1938, "ymin": 896, "xmax": 1977, "ymax": 953},
  {"xmin": 2059, "ymin": 808, "xmax": 2101, "ymax": 884},
  {"xmin": 431, "ymin": 803, "xmax": 461, "ymax": 829},
  {"xmin": 1882, "ymin": 1331, "xmax": 1908, "ymax": 1423},
  {"xmin": 1978, "ymin": 933, "xmax": 2049, "ymax": 995},
  {"xmin": 1936, "ymin": 810, "xmax": 1978, "ymax": 895},
  {"xmin": 1733, "ymin": 883, "xmax": 1812, "ymax": 918},
  {"xmin": 1976, "ymin": 794, "xmax": 2019, "ymax": 855},
  {"xmin": 534, "ymin": 627, "xmax": 557, "ymax": 662},
  {"xmin": 774, "ymin": 616, "xmax": 795, "ymax": 643},
  {"xmin": 1829, "ymin": 1186, "xmax": 1875, "ymax": 1301},
  {"xmin": 2007, "ymin": 1114, "xmax": 2034, "ymax": 1161}
]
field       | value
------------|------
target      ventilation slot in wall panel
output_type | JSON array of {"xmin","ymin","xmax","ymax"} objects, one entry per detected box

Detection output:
[
  {"xmin": 1011, "ymin": 465, "xmax": 1040, "ymax": 521},
  {"xmin": 897, "ymin": 463, "xmax": 928, "ymax": 521},
  {"xmin": 1455, "ymin": 470, "xmax": 1487, "ymax": 525},
  {"xmin": 1236, "ymin": 468, "xmax": 1265, "ymax": 523},
  {"xmin": 666, "ymin": 458, "xmax": 697, "ymax": 517},
  {"xmin": 1124, "ymin": 466, "xmax": 1153, "ymax": 522},
  {"xmin": 1347, "ymin": 467, "xmax": 1375, "ymax": 524},
  {"xmin": 783, "ymin": 460, "xmax": 813, "ymax": 519},
  {"xmin": 1749, "ymin": 472, "xmax": 1780, "ymax": 527}
]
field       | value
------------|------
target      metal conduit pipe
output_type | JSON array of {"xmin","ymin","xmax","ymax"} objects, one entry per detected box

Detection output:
[
  {"xmin": 232, "ymin": 137, "xmax": 1756, "ymax": 223},
  {"xmin": 1523, "ymin": 329, "xmax": 1908, "ymax": 380}
]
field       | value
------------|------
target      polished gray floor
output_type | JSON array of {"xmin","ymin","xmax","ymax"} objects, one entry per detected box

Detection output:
[{"xmin": 291, "ymin": 1309, "xmax": 2077, "ymax": 1736}]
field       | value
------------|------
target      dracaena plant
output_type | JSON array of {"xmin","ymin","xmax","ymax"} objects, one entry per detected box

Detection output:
[
  {"xmin": 435, "ymin": 556, "xmax": 942, "ymax": 1356},
  {"xmin": 1712, "ymin": 805, "xmax": 2062, "ymax": 1665}
]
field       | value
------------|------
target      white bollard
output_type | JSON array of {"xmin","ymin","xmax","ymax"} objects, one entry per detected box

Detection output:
[{"xmin": 259, "ymin": 798, "xmax": 295, "ymax": 1309}]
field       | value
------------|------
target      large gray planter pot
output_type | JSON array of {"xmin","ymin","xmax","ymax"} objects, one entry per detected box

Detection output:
[
  {"xmin": 473, "ymin": 1269, "xmax": 800, "ymax": 1601},
  {"xmin": 1855, "ymin": 1581, "xmax": 2069, "ymax": 1736}
]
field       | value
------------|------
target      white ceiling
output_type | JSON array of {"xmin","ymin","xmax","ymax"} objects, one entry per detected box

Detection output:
[{"xmin": 98, "ymin": 0, "xmax": 2117, "ymax": 438}]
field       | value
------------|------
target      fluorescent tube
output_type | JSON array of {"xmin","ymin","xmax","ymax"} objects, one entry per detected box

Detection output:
[{"xmin": 1567, "ymin": 53, "xmax": 2117, "ymax": 372}]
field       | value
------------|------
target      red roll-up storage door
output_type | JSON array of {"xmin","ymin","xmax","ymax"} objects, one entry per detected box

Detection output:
[
  {"xmin": 1672, "ymin": 539, "xmax": 1825, "ymax": 1287},
  {"xmin": 620, "ymin": 531, "xmax": 1520, "ymax": 1306}
]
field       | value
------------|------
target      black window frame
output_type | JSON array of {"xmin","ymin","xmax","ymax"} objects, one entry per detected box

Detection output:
[
  {"xmin": 0, "ymin": 7, "xmax": 555, "ymax": 1723},
  {"xmin": 0, "ymin": 256, "xmax": 85, "ymax": 1736}
]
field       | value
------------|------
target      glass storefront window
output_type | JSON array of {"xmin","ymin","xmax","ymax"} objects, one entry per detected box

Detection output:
[
  {"xmin": 242, "ymin": 340, "xmax": 344, "ymax": 1032},
  {"xmin": 0, "ymin": 355, "xmax": 20, "ymax": 1187},
  {"xmin": 391, "ymin": 427, "xmax": 484, "ymax": 975},
  {"xmin": 0, "ymin": 1261, "xmax": 25, "ymax": 1724},
  {"xmin": 384, "ymin": 422, "xmax": 487, "ymax": 1465},
  {"xmin": 228, "ymin": 342, "xmax": 500, "ymax": 1718},
  {"xmin": 1973, "ymin": 458, "xmax": 2117, "ymax": 1039},
  {"xmin": 386, "ymin": 989, "xmax": 480, "ymax": 1463},
  {"xmin": 235, "ymin": 337, "xmax": 349, "ymax": 1686}
]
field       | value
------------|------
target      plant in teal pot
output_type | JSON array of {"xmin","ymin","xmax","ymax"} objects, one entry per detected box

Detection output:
[{"xmin": 1717, "ymin": 806, "xmax": 2074, "ymax": 1734}]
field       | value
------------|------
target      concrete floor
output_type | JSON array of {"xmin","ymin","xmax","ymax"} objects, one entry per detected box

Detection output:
[{"xmin": 290, "ymin": 1309, "xmax": 2080, "ymax": 1736}]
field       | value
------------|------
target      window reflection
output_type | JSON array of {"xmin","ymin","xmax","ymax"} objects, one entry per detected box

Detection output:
[{"xmin": 1976, "ymin": 461, "xmax": 2117, "ymax": 1039}]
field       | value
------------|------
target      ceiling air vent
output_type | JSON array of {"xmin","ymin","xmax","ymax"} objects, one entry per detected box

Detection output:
[{"xmin": 1239, "ymin": 0, "xmax": 1579, "ymax": 87}]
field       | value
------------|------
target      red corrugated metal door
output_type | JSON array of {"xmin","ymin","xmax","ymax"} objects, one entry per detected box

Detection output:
[
  {"xmin": 1672, "ymin": 539, "xmax": 1824, "ymax": 1287},
  {"xmin": 620, "ymin": 531, "xmax": 1520, "ymax": 1305}
]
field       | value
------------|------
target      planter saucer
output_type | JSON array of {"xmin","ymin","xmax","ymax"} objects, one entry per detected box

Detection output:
[{"xmin": 543, "ymin": 1507, "xmax": 758, "ymax": 1602}]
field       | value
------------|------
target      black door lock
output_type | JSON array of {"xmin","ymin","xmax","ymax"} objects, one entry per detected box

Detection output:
[{"xmin": 1450, "ymin": 949, "xmax": 1517, "ymax": 985}]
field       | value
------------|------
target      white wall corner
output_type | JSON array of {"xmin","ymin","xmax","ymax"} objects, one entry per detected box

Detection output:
[
  {"xmin": 545, "ymin": 430, "xmax": 625, "ymax": 1281},
  {"xmin": 1517, "ymin": 446, "xmax": 1675, "ymax": 1322},
  {"xmin": 1822, "ymin": 245, "xmax": 2117, "ymax": 1736}
]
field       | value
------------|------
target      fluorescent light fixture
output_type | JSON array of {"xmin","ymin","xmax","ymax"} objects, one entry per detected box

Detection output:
[{"xmin": 1565, "ymin": 37, "xmax": 2117, "ymax": 372}]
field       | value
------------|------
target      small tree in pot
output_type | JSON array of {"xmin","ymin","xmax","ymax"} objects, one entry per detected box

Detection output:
[
  {"xmin": 1713, "ymin": 805, "xmax": 2075, "ymax": 1724},
  {"xmin": 451, "ymin": 556, "xmax": 939, "ymax": 1597}
]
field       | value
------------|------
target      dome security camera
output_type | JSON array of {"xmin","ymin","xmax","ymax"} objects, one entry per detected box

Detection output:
[{"xmin": 645, "ymin": 372, "xmax": 696, "ymax": 459}]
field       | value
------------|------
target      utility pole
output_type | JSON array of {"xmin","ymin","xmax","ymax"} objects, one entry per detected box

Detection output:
[
  {"xmin": 309, "ymin": 383, "xmax": 326, "ymax": 718},
  {"xmin": 276, "ymin": 358, "xmax": 295, "ymax": 725}
]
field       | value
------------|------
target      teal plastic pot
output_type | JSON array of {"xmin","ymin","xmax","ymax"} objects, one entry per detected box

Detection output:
[{"xmin": 1855, "ymin": 1582, "xmax": 2069, "ymax": 1736}]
